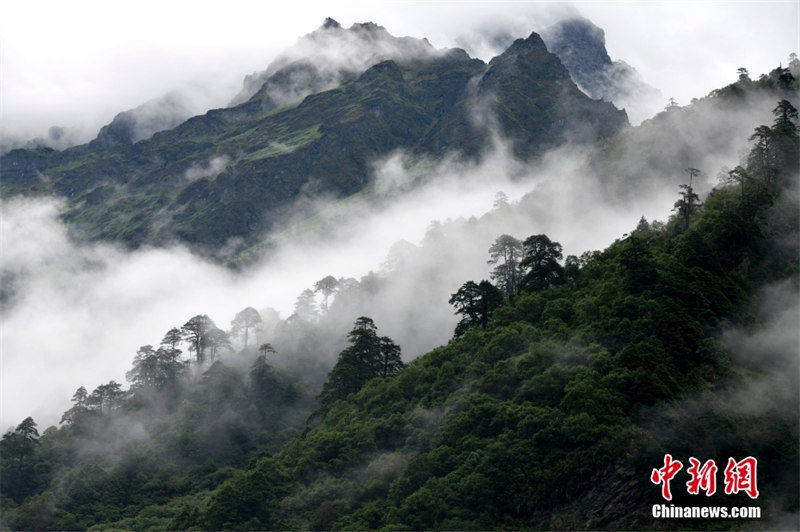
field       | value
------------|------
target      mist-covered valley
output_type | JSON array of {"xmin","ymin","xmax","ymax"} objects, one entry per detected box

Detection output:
[
  {"xmin": 5, "ymin": 74, "xmax": 790, "ymax": 429},
  {"xmin": 0, "ymin": 137, "xmax": 669, "ymax": 429},
  {"xmin": 1, "ymin": 5, "xmax": 798, "ymax": 530}
]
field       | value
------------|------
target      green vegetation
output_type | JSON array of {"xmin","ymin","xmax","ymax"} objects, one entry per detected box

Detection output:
[
  {"xmin": 0, "ymin": 32, "xmax": 626, "ymax": 255},
  {"xmin": 242, "ymin": 124, "xmax": 322, "ymax": 161},
  {"xmin": 2, "ymin": 101, "xmax": 796, "ymax": 529},
  {"xmin": 593, "ymin": 63, "xmax": 799, "ymax": 199},
  {"xmin": 1, "ymin": 311, "xmax": 314, "ymax": 530}
]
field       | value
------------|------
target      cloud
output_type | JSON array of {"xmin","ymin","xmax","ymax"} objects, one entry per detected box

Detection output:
[
  {"xmin": 0, "ymin": 131, "xmax": 685, "ymax": 429},
  {"xmin": 2, "ymin": 2, "xmax": 796, "ymax": 146},
  {"xmin": 718, "ymin": 279, "xmax": 800, "ymax": 415},
  {"xmin": 1, "ymin": 9, "xmax": 792, "ymax": 430},
  {"xmin": 230, "ymin": 18, "xmax": 446, "ymax": 107},
  {"xmin": 185, "ymin": 155, "xmax": 231, "ymax": 182}
]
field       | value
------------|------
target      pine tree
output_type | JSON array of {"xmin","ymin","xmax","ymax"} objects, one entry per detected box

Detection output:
[
  {"xmin": 449, "ymin": 280, "xmax": 504, "ymax": 336},
  {"xmin": 318, "ymin": 317, "xmax": 401, "ymax": 408},
  {"xmin": 488, "ymin": 234, "xmax": 523, "ymax": 298},
  {"xmin": 181, "ymin": 314, "xmax": 215, "ymax": 364},
  {"xmin": 520, "ymin": 235, "xmax": 565, "ymax": 291},
  {"xmin": 231, "ymin": 307, "xmax": 262, "ymax": 348},
  {"xmin": 313, "ymin": 276, "xmax": 339, "ymax": 312}
]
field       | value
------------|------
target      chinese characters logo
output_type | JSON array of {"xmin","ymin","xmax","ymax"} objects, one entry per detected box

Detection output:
[{"xmin": 651, "ymin": 455, "xmax": 759, "ymax": 500}]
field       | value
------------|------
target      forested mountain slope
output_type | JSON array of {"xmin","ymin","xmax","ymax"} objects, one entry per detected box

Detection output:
[
  {"xmin": 589, "ymin": 63, "xmax": 799, "ymax": 199},
  {"xmin": 2, "ymin": 99, "xmax": 797, "ymax": 530},
  {"xmin": 168, "ymin": 102, "xmax": 797, "ymax": 530}
]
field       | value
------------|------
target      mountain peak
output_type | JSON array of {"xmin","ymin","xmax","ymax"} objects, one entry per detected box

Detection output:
[
  {"xmin": 549, "ymin": 17, "xmax": 607, "ymax": 44},
  {"xmin": 349, "ymin": 21, "xmax": 389, "ymax": 38},
  {"xmin": 503, "ymin": 31, "xmax": 549, "ymax": 55},
  {"xmin": 231, "ymin": 19, "xmax": 439, "ymax": 107},
  {"xmin": 321, "ymin": 17, "xmax": 341, "ymax": 30},
  {"xmin": 485, "ymin": 32, "xmax": 569, "ymax": 80},
  {"xmin": 541, "ymin": 17, "xmax": 611, "ymax": 72},
  {"xmin": 540, "ymin": 16, "xmax": 661, "ymax": 123}
]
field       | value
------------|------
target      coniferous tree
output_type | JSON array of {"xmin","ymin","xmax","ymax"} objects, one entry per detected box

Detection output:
[
  {"xmin": 519, "ymin": 234, "xmax": 565, "ymax": 291},
  {"xmin": 0, "ymin": 417, "xmax": 40, "ymax": 500},
  {"xmin": 319, "ymin": 317, "xmax": 400, "ymax": 408},
  {"xmin": 748, "ymin": 125, "xmax": 775, "ymax": 178},
  {"xmin": 772, "ymin": 99, "xmax": 799, "ymax": 133},
  {"xmin": 60, "ymin": 386, "xmax": 89, "ymax": 425},
  {"xmin": 158, "ymin": 329, "xmax": 185, "ymax": 383},
  {"xmin": 259, "ymin": 343, "xmax": 276, "ymax": 357},
  {"xmin": 13, "ymin": 417, "xmax": 39, "ymax": 441},
  {"xmin": 737, "ymin": 67, "xmax": 750, "ymax": 80},
  {"xmin": 86, "ymin": 381, "xmax": 125, "ymax": 414},
  {"xmin": 488, "ymin": 234, "xmax": 523, "ymax": 298},
  {"xmin": 127, "ymin": 342, "xmax": 186, "ymax": 394},
  {"xmin": 207, "ymin": 328, "xmax": 232, "ymax": 361},
  {"xmin": 313, "ymin": 276, "xmax": 339, "ymax": 312},
  {"xmin": 161, "ymin": 328, "xmax": 183, "ymax": 351},
  {"xmin": 126, "ymin": 345, "xmax": 160, "ymax": 389},
  {"xmin": 493, "ymin": 191, "xmax": 510, "ymax": 209},
  {"xmin": 378, "ymin": 336, "xmax": 404, "ymax": 378},
  {"xmin": 293, "ymin": 289, "xmax": 319, "ymax": 322},
  {"xmin": 770, "ymin": 99, "xmax": 799, "ymax": 182},
  {"xmin": 155, "ymin": 346, "xmax": 185, "ymax": 388},
  {"xmin": 777, "ymin": 67, "xmax": 795, "ymax": 89},
  {"xmin": 250, "ymin": 354, "xmax": 277, "ymax": 401},
  {"xmin": 665, "ymin": 96, "xmax": 678, "ymax": 110},
  {"xmin": 724, "ymin": 166, "xmax": 754, "ymax": 204},
  {"xmin": 449, "ymin": 280, "xmax": 504, "ymax": 336},
  {"xmin": 181, "ymin": 314, "xmax": 215, "ymax": 364},
  {"xmin": 672, "ymin": 168, "xmax": 702, "ymax": 229},
  {"xmin": 231, "ymin": 307, "xmax": 262, "ymax": 348}
]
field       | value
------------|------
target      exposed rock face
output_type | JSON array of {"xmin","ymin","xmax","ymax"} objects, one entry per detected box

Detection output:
[{"xmin": 541, "ymin": 16, "xmax": 662, "ymax": 123}]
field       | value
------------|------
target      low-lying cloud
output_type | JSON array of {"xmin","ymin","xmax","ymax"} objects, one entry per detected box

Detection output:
[
  {"xmin": 230, "ymin": 18, "xmax": 450, "ymax": 108},
  {"xmin": 1, "ymin": 136, "xmax": 682, "ymax": 430},
  {"xmin": 185, "ymin": 155, "xmax": 232, "ymax": 182}
]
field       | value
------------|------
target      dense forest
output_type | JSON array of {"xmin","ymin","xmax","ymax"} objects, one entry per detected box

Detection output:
[{"xmin": 2, "ymin": 87, "xmax": 797, "ymax": 530}]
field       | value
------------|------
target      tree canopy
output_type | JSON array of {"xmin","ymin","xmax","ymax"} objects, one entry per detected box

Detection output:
[
  {"xmin": 519, "ymin": 234, "xmax": 565, "ymax": 291},
  {"xmin": 314, "ymin": 276, "xmax": 340, "ymax": 312},
  {"xmin": 449, "ymin": 280, "xmax": 504, "ymax": 337},
  {"xmin": 318, "ymin": 317, "xmax": 403, "ymax": 409},
  {"xmin": 231, "ymin": 307, "xmax": 262, "ymax": 348},
  {"xmin": 488, "ymin": 234, "xmax": 523, "ymax": 297}
]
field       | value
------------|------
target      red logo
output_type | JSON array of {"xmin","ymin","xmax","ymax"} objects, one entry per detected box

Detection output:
[
  {"xmin": 652, "ymin": 455, "xmax": 758, "ymax": 500},
  {"xmin": 723, "ymin": 456, "xmax": 759, "ymax": 499},
  {"xmin": 686, "ymin": 457, "xmax": 718, "ymax": 496},
  {"xmin": 651, "ymin": 454, "xmax": 683, "ymax": 501}
]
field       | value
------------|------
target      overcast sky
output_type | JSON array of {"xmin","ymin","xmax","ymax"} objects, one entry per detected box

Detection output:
[{"xmin": 1, "ymin": 1, "xmax": 797, "ymax": 142}]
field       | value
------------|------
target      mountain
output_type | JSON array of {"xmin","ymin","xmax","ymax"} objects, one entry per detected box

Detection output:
[
  {"xmin": 589, "ymin": 65, "xmax": 799, "ymax": 200},
  {"xmin": 541, "ymin": 16, "xmax": 662, "ymax": 123},
  {"xmin": 0, "ymin": 125, "xmax": 87, "ymax": 157},
  {"xmin": 2, "ymin": 14, "xmax": 799, "ymax": 530},
  {"xmin": 2, "ymin": 97, "xmax": 796, "ymax": 528},
  {"xmin": 418, "ymin": 31, "xmax": 627, "ymax": 157},
  {"xmin": 0, "ymin": 21, "xmax": 627, "ymax": 257},
  {"xmin": 230, "ymin": 18, "xmax": 442, "ymax": 108},
  {"xmin": 90, "ymin": 92, "xmax": 203, "ymax": 150}
]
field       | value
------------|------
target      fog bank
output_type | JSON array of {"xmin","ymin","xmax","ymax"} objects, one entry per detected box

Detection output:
[{"xmin": 1, "ymin": 140, "xmax": 680, "ymax": 429}]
